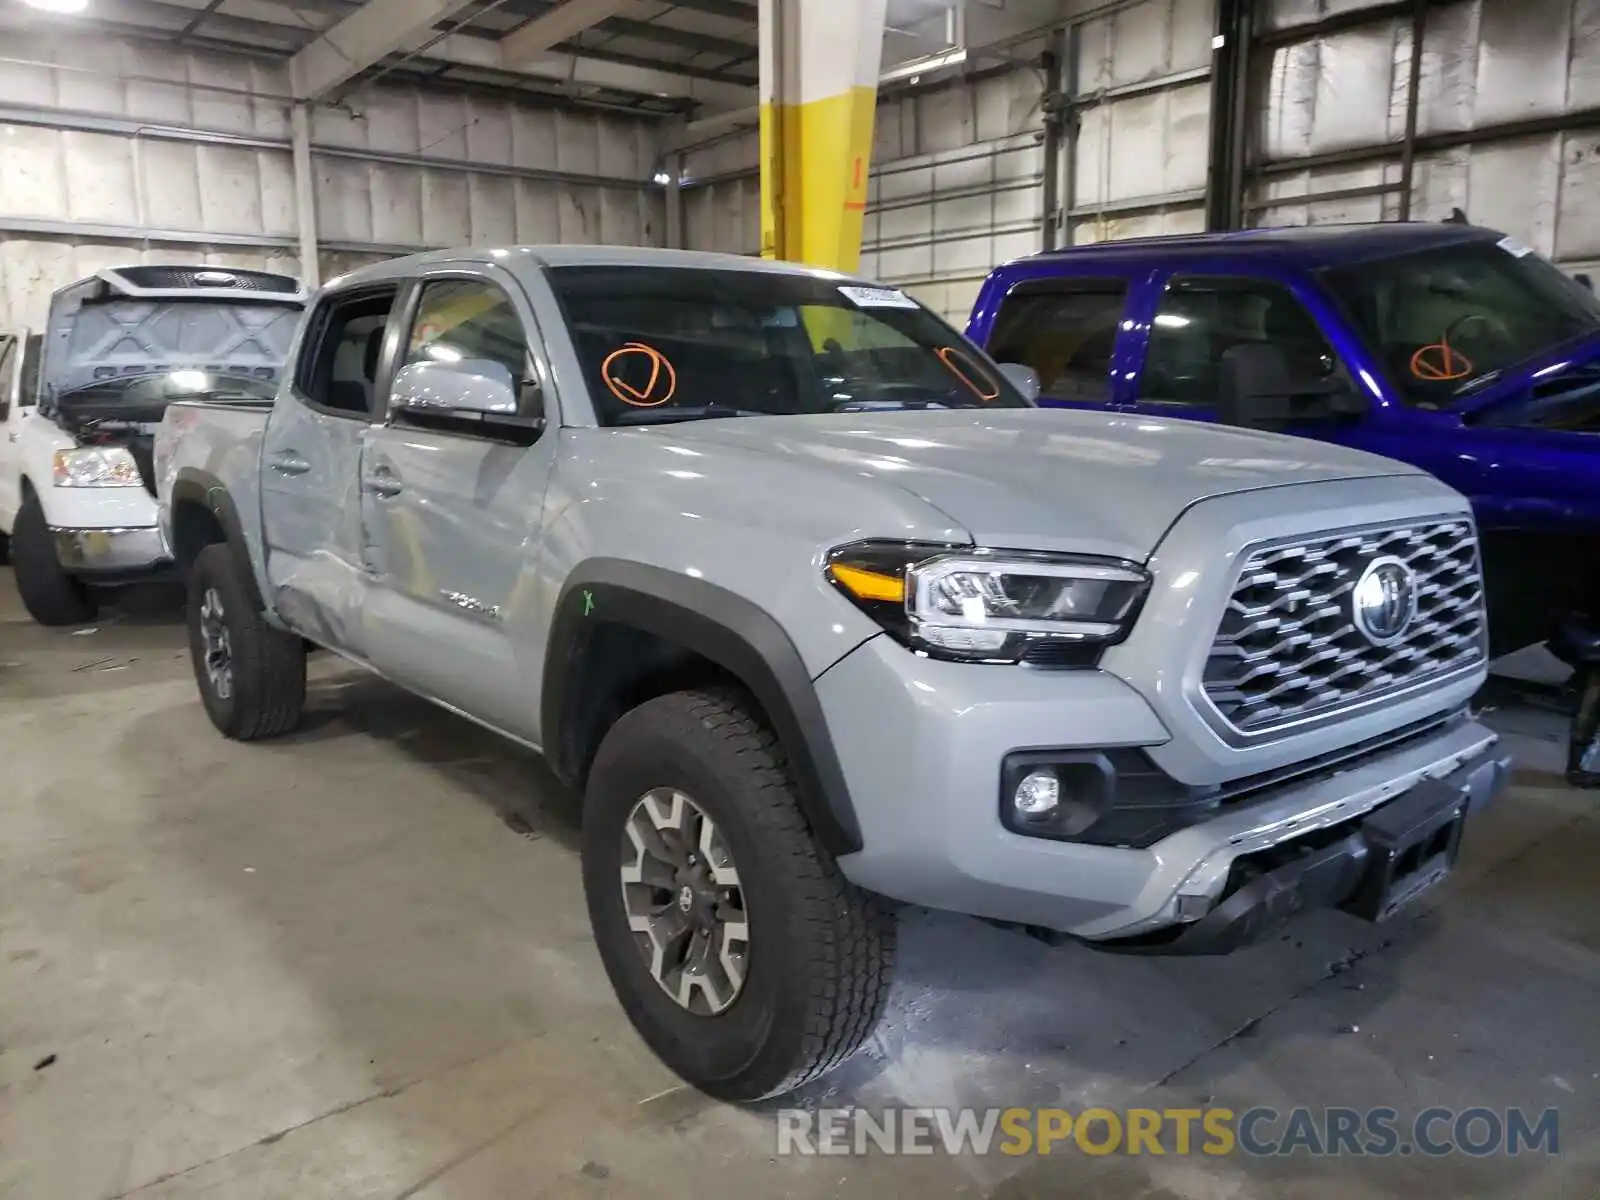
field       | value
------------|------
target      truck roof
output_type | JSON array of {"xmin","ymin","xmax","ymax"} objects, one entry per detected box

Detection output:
[
  {"xmin": 1010, "ymin": 221, "xmax": 1503, "ymax": 274},
  {"xmin": 326, "ymin": 245, "xmax": 875, "ymax": 291}
]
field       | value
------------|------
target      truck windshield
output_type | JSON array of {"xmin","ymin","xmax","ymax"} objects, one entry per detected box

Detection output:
[
  {"xmin": 1320, "ymin": 240, "xmax": 1600, "ymax": 407},
  {"xmin": 548, "ymin": 265, "xmax": 1030, "ymax": 425}
]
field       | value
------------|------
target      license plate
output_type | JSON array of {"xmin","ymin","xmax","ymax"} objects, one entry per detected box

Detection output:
[{"xmin": 1340, "ymin": 778, "xmax": 1468, "ymax": 923}]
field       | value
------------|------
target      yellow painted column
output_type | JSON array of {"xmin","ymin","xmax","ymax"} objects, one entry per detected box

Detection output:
[{"xmin": 758, "ymin": 0, "xmax": 888, "ymax": 273}]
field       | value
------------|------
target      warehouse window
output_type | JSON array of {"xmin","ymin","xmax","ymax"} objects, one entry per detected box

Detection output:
[
  {"xmin": 987, "ymin": 279, "xmax": 1128, "ymax": 404},
  {"xmin": 1140, "ymin": 277, "xmax": 1337, "ymax": 409}
]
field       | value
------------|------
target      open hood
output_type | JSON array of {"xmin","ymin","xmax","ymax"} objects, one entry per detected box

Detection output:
[{"xmin": 40, "ymin": 265, "xmax": 305, "ymax": 406}]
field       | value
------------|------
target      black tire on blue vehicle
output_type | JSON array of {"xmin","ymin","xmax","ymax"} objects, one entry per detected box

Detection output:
[
  {"xmin": 11, "ymin": 490, "xmax": 97, "ymax": 627},
  {"xmin": 186, "ymin": 542, "xmax": 306, "ymax": 740},
  {"xmin": 581, "ymin": 686, "xmax": 896, "ymax": 1102}
]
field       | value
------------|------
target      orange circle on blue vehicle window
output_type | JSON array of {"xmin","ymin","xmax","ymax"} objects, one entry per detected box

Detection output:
[
  {"xmin": 1410, "ymin": 340, "xmax": 1473, "ymax": 382},
  {"xmin": 602, "ymin": 342, "xmax": 678, "ymax": 407}
]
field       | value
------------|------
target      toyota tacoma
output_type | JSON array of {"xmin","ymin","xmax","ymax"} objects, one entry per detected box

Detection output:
[{"xmin": 154, "ymin": 246, "xmax": 1510, "ymax": 1101}]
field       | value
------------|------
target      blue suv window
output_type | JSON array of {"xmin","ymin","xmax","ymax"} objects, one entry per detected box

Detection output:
[
  {"xmin": 987, "ymin": 279, "xmax": 1127, "ymax": 404},
  {"xmin": 1140, "ymin": 277, "xmax": 1337, "ymax": 409}
]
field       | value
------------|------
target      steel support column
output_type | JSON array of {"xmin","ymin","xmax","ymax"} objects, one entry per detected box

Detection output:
[
  {"xmin": 758, "ymin": 0, "xmax": 888, "ymax": 270},
  {"xmin": 291, "ymin": 101, "xmax": 321, "ymax": 290},
  {"xmin": 1205, "ymin": 0, "xmax": 1252, "ymax": 231},
  {"xmin": 1039, "ymin": 27, "xmax": 1066, "ymax": 251}
]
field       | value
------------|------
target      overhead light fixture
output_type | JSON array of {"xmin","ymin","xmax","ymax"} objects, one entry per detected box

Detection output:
[{"xmin": 23, "ymin": 0, "xmax": 90, "ymax": 13}]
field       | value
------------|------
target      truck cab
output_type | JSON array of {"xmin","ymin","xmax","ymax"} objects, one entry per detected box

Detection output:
[
  {"xmin": 0, "ymin": 266, "xmax": 304, "ymax": 625},
  {"xmin": 965, "ymin": 223, "xmax": 1600, "ymax": 656}
]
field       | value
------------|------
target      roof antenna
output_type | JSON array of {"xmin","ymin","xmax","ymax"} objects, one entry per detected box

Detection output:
[{"xmin": 1444, "ymin": 207, "xmax": 1469, "ymax": 224}]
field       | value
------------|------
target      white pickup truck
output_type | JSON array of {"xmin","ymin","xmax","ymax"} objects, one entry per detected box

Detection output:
[
  {"xmin": 0, "ymin": 266, "xmax": 304, "ymax": 625},
  {"xmin": 155, "ymin": 245, "xmax": 1508, "ymax": 1101}
]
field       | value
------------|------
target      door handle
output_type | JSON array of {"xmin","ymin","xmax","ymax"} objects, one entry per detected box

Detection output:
[
  {"xmin": 364, "ymin": 465, "xmax": 403, "ymax": 498},
  {"xmin": 270, "ymin": 450, "xmax": 311, "ymax": 476}
]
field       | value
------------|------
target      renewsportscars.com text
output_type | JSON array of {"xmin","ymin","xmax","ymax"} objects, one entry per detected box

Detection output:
[{"xmin": 775, "ymin": 1106, "xmax": 1560, "ymax": 1158}]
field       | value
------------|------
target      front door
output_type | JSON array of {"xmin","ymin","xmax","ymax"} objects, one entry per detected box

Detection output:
[
  {"xmin": 0, "ymin": 332, "xmax": 27, "ymax": 531},
  {"xmin": 259, "ymin": 286, "xmax": 401, "ymax": 657},
  {"xmin": 358, "ymin": 268, "xmax": 558, "ymax": 740}
]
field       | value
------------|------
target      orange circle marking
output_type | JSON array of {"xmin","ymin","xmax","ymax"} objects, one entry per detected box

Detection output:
[
  {"xmin": 937, "ymin": 345, "xmax": 1001, "ymax": 402},
  {"xmin": 1410, "ymin": 338, "xmax": 1474, "ymax": 382},
  {"xmin": 601, "ymin": 342, "xmax": 678, "ymax": 407}
]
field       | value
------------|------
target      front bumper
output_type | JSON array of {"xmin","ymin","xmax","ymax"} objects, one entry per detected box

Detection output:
[
  {"xmin": 53, "ymin": 525, "xmax": 173, "ymax": 580},
  {"xmin": 819, "ymin": 635, "xmax": 1506, "ymax": 947}
]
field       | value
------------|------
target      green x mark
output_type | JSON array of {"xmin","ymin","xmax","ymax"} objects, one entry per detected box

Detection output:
[{"xmin": 582, "ymin": 589, "xmax": 596, "ymax": 616}]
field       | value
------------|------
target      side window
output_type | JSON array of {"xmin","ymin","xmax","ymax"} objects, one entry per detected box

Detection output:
[
  {"xmin": 1140, "ymin": 277, "xmax": 1338, "ymax": 409},
  {"xmin": 0, "ymin": 337, "xmax": 15, "ymax": 422},
  {"xmin": 296, "ymin": 289, "xmax": 399, "ymax": 418},
  {"xmin": 19, "ymin": 334, "xmax": 40, "ymax": 409},
  {"xmin": 986, "ymin": 280, "xmax": 1128, "ymax": 404},
  {"xmin": 404, "ymin": 279, "xmax": 529, "ymax": 382}
]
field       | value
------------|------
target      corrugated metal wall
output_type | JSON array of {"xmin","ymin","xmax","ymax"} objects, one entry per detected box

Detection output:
[
  {"xmin": 1249, "ymin": 0, "xmax": 1600, "ymax": 278},
  {"xmin": 0, "ymin": 30, "xmax": 663, "ymax": 329}
]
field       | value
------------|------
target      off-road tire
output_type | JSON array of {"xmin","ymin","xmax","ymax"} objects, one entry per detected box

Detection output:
[
  {"xmin": 12, "ymin": 491, "xmax": 97, "ymax": 626},
  {"xmin": 187, "ymin": 542, "xmax": 305, "ymax": 740},
  {"xmin": 583, "ymin": 687, "xmax": 896, "ymax": 1101}
]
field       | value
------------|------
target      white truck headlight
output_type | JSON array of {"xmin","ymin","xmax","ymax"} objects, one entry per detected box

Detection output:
[
  {"xmin": 52, "ymin": 447, "xmax": 142, "ymax": 488},
  {"xmin": 826, "ymin": 541, "xmax": 1149, "ymax": 665}
]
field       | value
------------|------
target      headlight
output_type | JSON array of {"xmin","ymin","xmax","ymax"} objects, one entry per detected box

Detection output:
[
  {"xmin": 826, "ymin": 541, "xmax": 1150, "ymax": 665},
  {"xmin": 52, "ymin": 447, "xmax": 142, "ymax": 488}
]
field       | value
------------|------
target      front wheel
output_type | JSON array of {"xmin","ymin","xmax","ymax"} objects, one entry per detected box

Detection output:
[
  {"xmin": 187, "ymin": 543, "xmax": 306, "ymax": 740},
  {"xmin": 582, "ymin": 688, "xmax": 896, "ymax": 1101},
  {"xmin": 11, "ymin": 492, "xmax": 96, "ymax": 626}
]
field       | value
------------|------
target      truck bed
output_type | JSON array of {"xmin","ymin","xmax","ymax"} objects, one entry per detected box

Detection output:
[{"xmin": 153, "ymin": 397, "xmax": 272, "ymax": 565}]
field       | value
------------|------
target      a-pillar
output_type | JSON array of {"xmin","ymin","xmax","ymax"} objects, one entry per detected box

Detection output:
[{"xmin": 758, "ymin": 0, "xmax": 888, "ymax": 272}]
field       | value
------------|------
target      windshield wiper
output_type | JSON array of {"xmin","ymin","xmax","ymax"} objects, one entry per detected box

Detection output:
[{"xmin": 613, "ymin": 405, "xmax": 765, "ymax": 425}]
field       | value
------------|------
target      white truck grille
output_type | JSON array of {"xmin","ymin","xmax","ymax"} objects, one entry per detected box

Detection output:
[{"xmin": 1202, "ymin": 519, "xmax": 1485, "ymax": 736}]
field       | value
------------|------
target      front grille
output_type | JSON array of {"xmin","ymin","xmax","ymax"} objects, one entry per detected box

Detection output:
[
  {"xmin": 112, "ymin": 266, "xmax": 298, "ymax": 293},
  {"xmin": 1203, "ymin": 519, "xmax": 1485, "ymax": 735}
]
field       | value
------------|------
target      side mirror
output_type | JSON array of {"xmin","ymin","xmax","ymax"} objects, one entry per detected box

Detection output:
[
  {"xmin": 998, "ymin": 362, "xmax": 1042, "ymax": 402},
  {"xmin": 1216, "ymin": 343, "xmax": 1363, "ymax": 430},
  {"xmin": 1577, "ymin": 272, "xmax": 1594, "ymax": 293},
  {"xmin": 391, "ymin": 357, "xmax": 544, "ymax": 436}
]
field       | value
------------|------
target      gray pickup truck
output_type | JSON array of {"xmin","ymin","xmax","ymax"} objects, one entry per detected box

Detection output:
[{"xmin": 154, "ymin": 245, "xmax": 1510, "ymax": 1101}]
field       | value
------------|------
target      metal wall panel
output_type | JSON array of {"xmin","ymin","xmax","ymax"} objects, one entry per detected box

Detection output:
[
  {"xmin": 1249, "ymin": 0, "xmax": 1600, "ymax": 274},
  {"xmin": 0, "ymin": 30, "xmax": 662, "ymax": 328},
  {"xmin": 1066, "ymin": 0, "xmax": 1214, "ymax": 248}
]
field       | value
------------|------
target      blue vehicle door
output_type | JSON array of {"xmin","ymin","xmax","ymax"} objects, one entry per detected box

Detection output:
[
  {"xmin": 981, "ymin": 274, "xmax": 1141, "ymax": 411},
  {"xmin": 1121, "ymin": 271, "xmax": 1357, "ymax": 427}
]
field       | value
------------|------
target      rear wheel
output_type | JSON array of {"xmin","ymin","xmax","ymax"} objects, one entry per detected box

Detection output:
[
  {"xmin": 187, "ymin": 543, "xmax": 306, "ymax": 739},
  {"xmin": 11, "ymin": 492, "xmax": 96, "ymax": 626},
  {"xmin": 582, "ymin": 688, "xmax": 896, "ymax": 1101}
]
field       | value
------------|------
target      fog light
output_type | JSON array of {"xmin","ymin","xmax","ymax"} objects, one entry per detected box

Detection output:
[{"xmin": 1013, "ymin": 768, "xmax": 1060, "ymax": 817}]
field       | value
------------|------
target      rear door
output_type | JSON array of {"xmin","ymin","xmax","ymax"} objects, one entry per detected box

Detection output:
[
  {"xmin": 259, "ymin": 284, "xmax": 402, "ymax": 656},
  {"xmin": 357, "ymin": 267, "xmax": 556, "ymax": 739},
  {"xmin": 981, "ymin": 276, "xmax": 1136, "ymax": 410}
]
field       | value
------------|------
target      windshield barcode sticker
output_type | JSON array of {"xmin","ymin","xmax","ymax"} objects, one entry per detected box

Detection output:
[
  {"xmin": 1497, "ymin": 235, "xmax": 1534, "ymax": 258},
  {"xmin": 839, "ymin": 286, "xmax": 919, "ymax": 309}
]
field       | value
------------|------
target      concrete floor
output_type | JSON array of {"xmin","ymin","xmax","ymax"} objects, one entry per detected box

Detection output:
[{"xmin": 1, "ymin": 571, "xmax": 1598, "ymax": 1200}]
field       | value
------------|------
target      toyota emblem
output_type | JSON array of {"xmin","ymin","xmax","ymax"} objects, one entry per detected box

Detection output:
[{"xmin": 1352, "ymin": 556, "xmax": 1417, "ymax": 645}]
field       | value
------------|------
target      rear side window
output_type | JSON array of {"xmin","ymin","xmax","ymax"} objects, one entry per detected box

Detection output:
[
  {"xmin": 1140, "ymin": 277, "xmax": 1337, "ymax": 409},
  {"xmin": 987, "ymin": 280, "xmax": 1128, "ymax": 403},
  {"xmin": 295, "ymin": 288, "xmax": 399, "ymax": 418}
]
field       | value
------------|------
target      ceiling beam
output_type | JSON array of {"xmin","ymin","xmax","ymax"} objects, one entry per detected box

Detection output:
[
  {"xmin": 500, "ymin": 0, "xmax": 630, "ymax": 64},
  {"xmin": 595, "ymin": 16, "xmax": 754, "ymax": 59},
  {"xmin": 289, "ymin": 0, "xmax": 477, "ymax": 99},
  {"xmin": 661, "ymin": 0, "xmax": 757, "ymax": 19},
  {"xmin": 425, "ymin": 30, "xmax": 752, "ymax": 106}
]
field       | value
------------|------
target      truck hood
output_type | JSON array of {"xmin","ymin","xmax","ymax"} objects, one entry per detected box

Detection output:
[{"xmin": 650, "ymin": 408, "xmax": 1418, "ymax": 560}]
